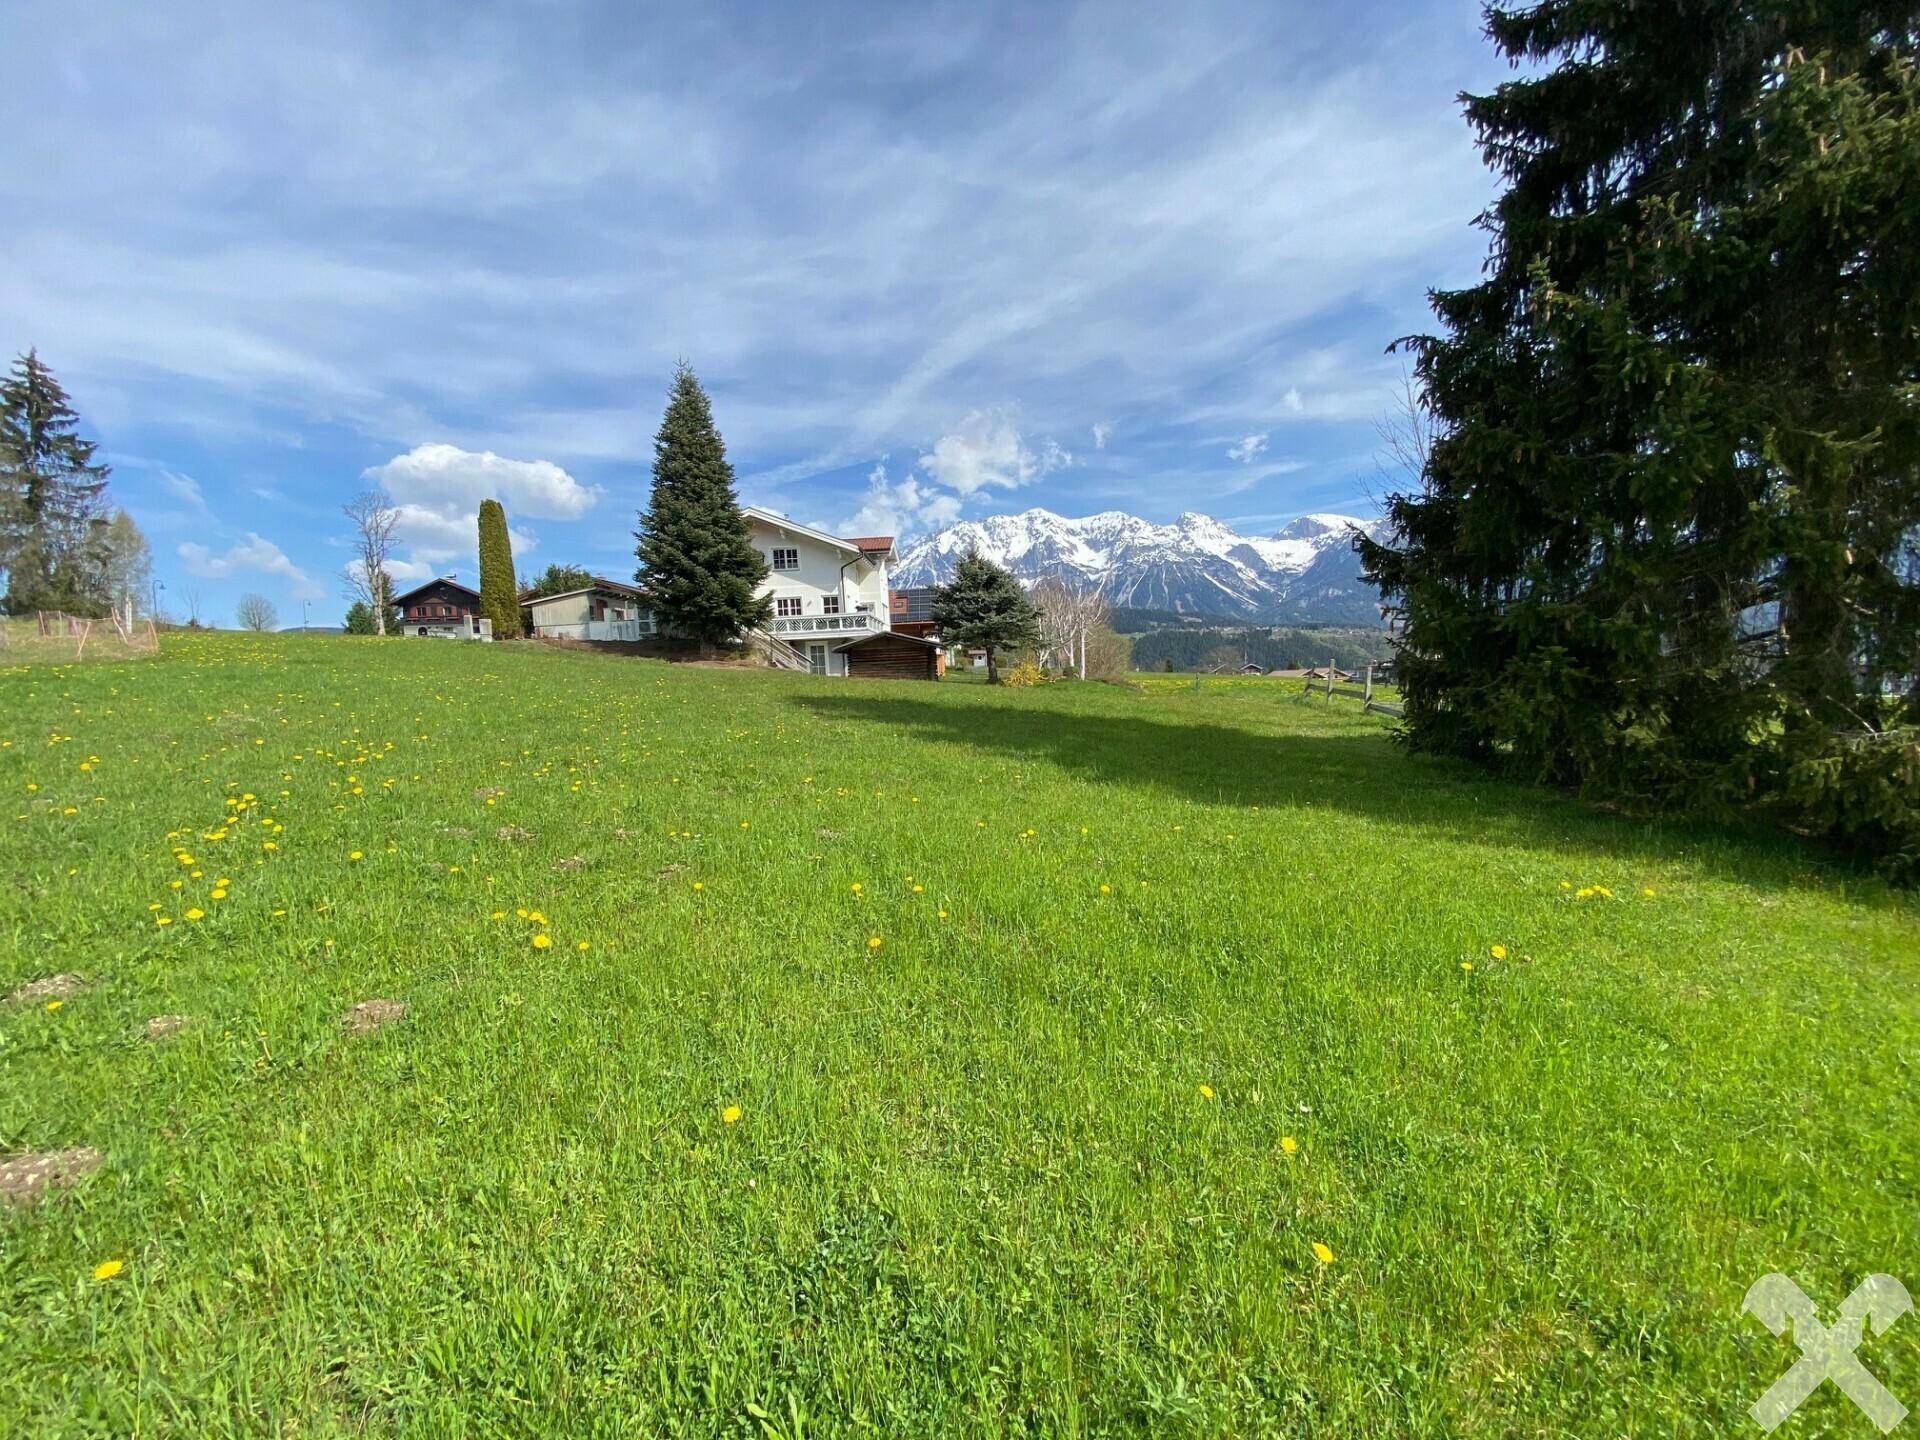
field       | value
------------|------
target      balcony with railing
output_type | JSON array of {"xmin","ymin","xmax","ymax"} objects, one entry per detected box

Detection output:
[
  {"xmin": 766, "ymin": 610, "xmax": 887, "ymax": 638},
  {"xmin": 534, "ymin": 617, "xmax": 656, "ymax": 642}
]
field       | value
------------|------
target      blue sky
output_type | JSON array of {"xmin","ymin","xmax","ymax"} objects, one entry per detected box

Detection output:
[{"xmin": 2, "ymin": 0, "xmax": 1503, "ymax": 626}]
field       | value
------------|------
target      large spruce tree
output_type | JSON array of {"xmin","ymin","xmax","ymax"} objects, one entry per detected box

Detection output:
[
  {"xmin": 635, "ymin": 363, "xmax": 771, "ymax": 646},
  {"xmin": 1363, "ymin": 3, "xmax": 1920, "ymax": 875},
  {"xmin": 0, "ymin": 349, "xmax": 112, "ymax": 615},
  {"xmin": 932, "ymin": 548, "xmax": 1039, "ymax": 683},
  {"xmin": 476, "ymin": 499, "xmax": 522, "ymax": 639}
]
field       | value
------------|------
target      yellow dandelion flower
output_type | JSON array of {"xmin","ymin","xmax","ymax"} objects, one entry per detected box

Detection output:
[
  {"xmin": 1280, "ymin": 1135, "xmax": 1298, "ymax": 1155},
  {"xmin": 911, "ymin": 884, "xmax": 924, "ymax": 894},
  {"xmin": 185, "ymin": 907, "xmax": 205, "ymax": 921},
  {"xmin": 490, "ymin": 910, "xmax": 506, "ymax": 920},
  {"xmin": 692, "ymin": 881, "xmax": 704, "ymax": 891},
  {"xmin": 576, "ymin": 941, "xmax": 590, "ymax": 952},
  {"xmin": 1198, "ymin": 1084, "xmax": 1215, "ymax": 1100},
  {"xmin": 92, "ymin": 1259, "xmax": 124, "ymax": 1282},
  {"xmin": 1489, "ymin": 945, "xmax": 1507, "ymax": 960},
  {"xmin": 45, "ymin": 999, "xmax": 63, "ymax": 1012},
  {"xmin": 867, "ymin": 936, "xmax": 883, "ymax": 950},
  {"xmin": 1311, "ymin": 1242, "xmax": 1334, "ymax": 1266},
  {"xmin": 515, "ymin": 907, "xmax": 529, "ymax": 918},
  {"xmin": 348, "ymin": 851, "xmax": 363, "ymax": 862},
  {"xmin": 1098, "ymin": 883, "xmax": 1111, "ymax": 895},
  {"xmin": 849, "ymin": 883, "xmax": 863, "ymax": 893},
  {"xmin": 210, "ymin": 889, "xmax": 228, "ymax": 901},
  {"xmin": 531, "ymin": 934, "xmax": 552, "ymax": 950},
  {"xmin": 1641, "ymin": 887, "xmax": 1656, "ymax": 898},
  {"xmin": 722, "ymin": 1105, "xmax": 742, "ymax": 1125},
  {"xmin": 1461, "ymin": 960, "xmax": 1473, "ymax": 971},
  {"xmin": 937, "ymin": 909, "xmax": 948, "ymax": 919},
  {"xmin": 156, "ymin": 915, "xmax": 171, "ymax": 926}
]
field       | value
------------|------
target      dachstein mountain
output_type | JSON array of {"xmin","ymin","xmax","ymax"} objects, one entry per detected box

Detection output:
[{"xmin": 893, "ymin": 509, "xmax": 1388, "ymax": 624}]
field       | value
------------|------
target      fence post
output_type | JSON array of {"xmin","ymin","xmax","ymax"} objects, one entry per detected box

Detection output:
[
  {"xmin": 1364, "ymin": 662, "xmax": 1373, "ymax": 703},
  {"xmin": 1327, "ymin": 657, "xmax": 1335, "ymax": 704}
]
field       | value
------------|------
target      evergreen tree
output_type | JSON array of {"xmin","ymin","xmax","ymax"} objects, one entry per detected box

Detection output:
[
  {"xmin": 1362, "ymin": 3, "xmax": 1920, "ymax": 876},
  {"xmin": 932, "ymin": 548, "xmax": 1039, "ymax": 683},
  {"xmin": 476, "ymin": 499, "xmax": 522, "ymax": 639},
  {"xmin": 635, "ymin": 363, "xmax": 771, "ymax": 646},
  {"xmin": 343, "ymin": 580, "xmax": 399, "ymax": 635},
  {"xmin": 0, "ymin": 350, "xmax": 112, "ymax": 615},
  {"xmin": 524, "ymin": 562, "xmax": 596, "ymax": 599}
]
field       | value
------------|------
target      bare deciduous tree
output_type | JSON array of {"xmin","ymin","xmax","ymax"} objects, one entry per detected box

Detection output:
[
  {"xmin": 1370, "ymin": 361, "xmax": 1438, "ymax": 506},
  {"xmin": 235, "ymin": 593, "xmax": 277, "ymax": 632},
  {"xmin": 342, "ymin": 489, "xmax": 400, "ymax": 636},
  {"xmin": 181, "ymin": 585, "xmax": 203, "ymax": 627},
  {"xmin": 1032, "ymin": 578, "xmax": 1111, "ymax": 677}
]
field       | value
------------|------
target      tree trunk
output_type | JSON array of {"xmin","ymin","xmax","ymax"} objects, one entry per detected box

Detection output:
[{"xmin": 985, "ymin": 646, "xmax": 999, "ymax": 684}]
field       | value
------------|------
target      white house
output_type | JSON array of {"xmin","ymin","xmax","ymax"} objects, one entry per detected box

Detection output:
[
  {"xmin": 742, "ymin": 506, "xmax": 897, "ymax": 675},
  {"xmin": 523, "ymin": 577, "xmax": 652, "ymax": 641}
]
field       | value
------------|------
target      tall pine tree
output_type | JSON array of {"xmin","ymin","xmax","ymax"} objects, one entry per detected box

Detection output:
[
  {"xmin": 932, "ymin": 548, "xmax": 1038, "ymax": 683},
  {"xmin": 1363, "ymin": 3, "xmax": 1920, "ymax": 876},
  {"xmin": 476, "ymin": 499, "xmax": 522, "ymax": 639},
  {"xmin": 635, "ymin": 364, "xmax": 771, "ymax": 646},
  {"xmin": 0, "ymin": 350, "xmax": 112, "ymax": 615}
]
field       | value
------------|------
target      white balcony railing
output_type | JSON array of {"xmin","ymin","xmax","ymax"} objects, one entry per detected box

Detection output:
[{"xmin": 767, "ymin": 611, "xmax": 886, "ymax": 637}]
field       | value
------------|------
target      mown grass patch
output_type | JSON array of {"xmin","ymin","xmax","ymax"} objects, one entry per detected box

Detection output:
[{"xmin": 1, "ymin": 631, "xmax": 1914, "ymax": 1435}]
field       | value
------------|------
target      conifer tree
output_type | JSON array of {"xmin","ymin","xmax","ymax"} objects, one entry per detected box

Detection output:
[
  {"xmin": 635, "ymin": 363, "xmax": 771, "ymax": 646},
  {"xmin": 476, "ymin": 499, "xmax": 521, "ymax": 639},
  {"xmin": 932, "ymin": 548, "xmax": 1038, "ymax": 683},
  {"xmin": 0, "ymin": 350, "xmax": 112, "ymax": 614},
  {"xmin": 1362, "ymin": 3, "xmax": 1920, "ymax": 875}
]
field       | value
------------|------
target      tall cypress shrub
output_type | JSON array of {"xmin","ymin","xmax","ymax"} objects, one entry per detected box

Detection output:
[
  {"xmin": 476, "ymin": 499, "xmax": 521, "ymax": 639},
  {"xmin": 1363, "ymin": 3, "xmax": 1920, "ymax": 876},
  {"xmin": 635, "ymin": 363, "xmax": 771, "ymax": 646}
]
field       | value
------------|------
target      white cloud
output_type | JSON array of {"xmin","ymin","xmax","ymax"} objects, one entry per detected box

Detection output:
[
  {"xmin": 362, "ymin": 443, "xmax": 578, "ymax": 567},
  {"xmin": 161, "ymin": 470, "xmax": 209, "ymax": 512},
  {"xmin": 918, "ymin": 410, "xmax": 1071, "ymax": 496},
  {"xmin": 1227, "ymin": 433, "xmax": 1269, "ymax": 464},
  {"xmin": 1091, "ymin": 422, "xmax": 1113, "ymax": 450},
  {"xmin": 178, "ymin": 532, "xmax": 323, "ymax": 599},
  {"xmin": 1282, "ymin": 388, "xmax": 1304, "ymax": 414},
  {"xmin": 365, "ymin": 443, "xmax": 598, "ymax": 520},
  {"xmin": 837, "ymin": 461, "xmax": 964, "ymax": 540}
]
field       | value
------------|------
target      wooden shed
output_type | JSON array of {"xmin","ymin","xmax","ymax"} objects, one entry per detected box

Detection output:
[{"xmin": 833, "ymin": 630, "xmax": 941, "ymax": 680}]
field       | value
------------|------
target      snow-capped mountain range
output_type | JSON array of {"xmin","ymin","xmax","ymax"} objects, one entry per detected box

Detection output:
[{"xmin": 893, "ymin": 509, "xmax": 1388, "ymax": 625}]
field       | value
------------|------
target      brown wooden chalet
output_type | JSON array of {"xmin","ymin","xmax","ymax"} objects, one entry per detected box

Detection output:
[{"xmin": 393, "ymin": 577, "xmax": 485, "ymax": 638}]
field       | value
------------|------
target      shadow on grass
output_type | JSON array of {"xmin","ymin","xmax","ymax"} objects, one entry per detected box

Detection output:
[{"xmin": 795, "ymin": 687, "xmax": 1905, "ymax": 902}]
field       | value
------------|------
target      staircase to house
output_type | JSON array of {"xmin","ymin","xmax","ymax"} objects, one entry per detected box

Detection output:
[{"xmin": 749, "ymin": 628, "xmax": 814, "ymax": 673}]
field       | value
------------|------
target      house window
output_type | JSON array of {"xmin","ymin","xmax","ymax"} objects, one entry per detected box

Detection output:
[
  {"xmin": 771, "ymin": 547, "xmax": 799, "ymax": 572},
  {"xmin": 822, "ymin": 595, "xmax": 840, "ymax": 615},
  {"xmin": 775, "ymin": 596, "xmax": 803, "ymax": 618}
]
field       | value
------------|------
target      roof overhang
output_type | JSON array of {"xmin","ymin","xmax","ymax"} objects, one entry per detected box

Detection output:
[
  {"xmin": 743, "ymin": 506, "xmax": 873, "ymax": 558},
  {"xmin": 523, "ymin": 579, "xmax": 644, "ymax": 607},
  {"xmin": 832, "ymin": 630, "xmax": 941, "ymax": 652},
  {"xmin": 392, "ymin": 577, "xmax": 479, "ymax": 605}
]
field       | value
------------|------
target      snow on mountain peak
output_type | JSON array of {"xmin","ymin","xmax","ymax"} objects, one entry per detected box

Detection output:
[{"xmin": 893, "ymin": 506, "xmax": 1384, "ymax": 624}]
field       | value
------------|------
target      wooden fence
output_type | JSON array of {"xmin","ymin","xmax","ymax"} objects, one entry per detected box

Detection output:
[{"xmin": 1298, "ymin": 658, "xmax": 1403, "ymax": 718}]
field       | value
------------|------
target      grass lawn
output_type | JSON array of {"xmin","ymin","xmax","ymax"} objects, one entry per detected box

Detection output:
[{"xmin": 2, "ymin": 632, "xmax": 1914, "ymax": 1436}]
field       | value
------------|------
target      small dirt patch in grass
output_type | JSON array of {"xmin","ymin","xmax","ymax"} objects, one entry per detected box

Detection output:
[
  {"xmin": 7, "ymin": 973, "xmax": 87, "ymax": 1006},
  {"xmin": 553, "ymin": 855, "xmax": 586, "ymax": 871},
  {"xmin": 656, "ymin": 862, "xmax": 687, "ymax": 879},
  {"xmin": 145, "ymin": 1014, "xmax": 192, "ymax": 1040},
  {"xmin": 342, "ymin": 999, "xmax": 408, "ymax": 1035},
  {"xmin": 473, "ymin": 787, "xmax": 504, "ymax": 800},
  {"xmin": 0, "ymin": 1147, "xmax": 103, "ymax": 1207},
  {"xmin": 497, "ymin": 824, "xmax": 536, "ymax": 842}
]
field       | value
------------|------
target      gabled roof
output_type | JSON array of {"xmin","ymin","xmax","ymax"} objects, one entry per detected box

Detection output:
[
  {"xmin": 391, "ymin": 576, "xmax": 480, "ymax": 606},
  {"xmin": 521, "ymin": 576, "xmax": 644, "ymax": 606},
  {"xmin": 832, "ymin": 630, "xmax": 941, "ymax": 651},
  {"xmin": 742, "ymin": 506, "xmax": 893, "ymax": 560}
]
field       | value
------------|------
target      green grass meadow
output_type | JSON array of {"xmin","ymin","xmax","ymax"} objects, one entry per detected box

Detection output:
[{"xmin": 2, "ymin": 633, "xmax": 1915, "ymax": 1436}]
